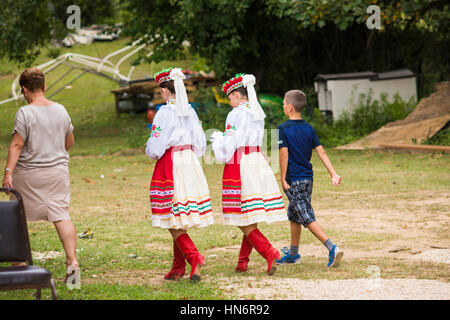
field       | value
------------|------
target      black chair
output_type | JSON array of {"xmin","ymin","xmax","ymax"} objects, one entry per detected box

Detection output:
[{"xmin": 0, "ymin": 187, "xmax": 57, "ymax": 300}]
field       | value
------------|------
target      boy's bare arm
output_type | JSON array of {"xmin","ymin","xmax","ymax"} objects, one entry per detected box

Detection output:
[
  {"xmin": 279, "ymin": 147, "xmax": 290, "ymax": 190},
  {"xmin": 314, "ymin": 145, "xmax": 342, "ymax": 186}
]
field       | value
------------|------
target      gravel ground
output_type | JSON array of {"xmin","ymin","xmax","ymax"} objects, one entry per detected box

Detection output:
[
  {"xmin": 220, "ymin": 277, "xmax": 450, "ymax": 300},
  {"xmin": 409, "ymin": 249, "xmax": 450, "ymax": 264},
  {"xmin": 32, "ymin": 251, "xmax": 63, "ymax": 261}
]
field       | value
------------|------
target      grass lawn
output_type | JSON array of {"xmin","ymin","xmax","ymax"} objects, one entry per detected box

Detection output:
[{"xmin": 0, "ymin": 40, "xmax": 449, "ymax": 300}]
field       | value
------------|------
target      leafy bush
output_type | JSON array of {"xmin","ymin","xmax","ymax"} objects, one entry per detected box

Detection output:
[
  {"xmin": 304, "ymin": 91, "xmax": 416, "ymax": 147},
  {"xmin": 193, "ymin": 87, "xmax": 230, "ymax": 131},
  {"xmin": 47, "ymin": 47, "xmax": 62, "ymax": 59},
  {"xmin": 340, "ymin": 90, "xmax": 416, "ymax": 136},
  {"xmin": 422, "ymin": 126, "xmax": 450, "ymax": 146}
]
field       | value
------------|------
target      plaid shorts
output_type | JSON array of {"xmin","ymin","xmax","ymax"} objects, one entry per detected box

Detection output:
[{"xmin": 284, "ymin": 179, "xmax": 316, "ymax": 227}]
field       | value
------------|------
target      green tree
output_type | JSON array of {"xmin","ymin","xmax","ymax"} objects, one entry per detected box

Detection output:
[
  {"xmin": 0, "ymin": 0, "xmax": 115, "ymax": 64},
  {"xmin": 1, "ymin": 0, "xmax": 448, "ymax": 97},
  {"xmin": 121, "ymin": 0, "xmax": 449, "ymax": 97}
]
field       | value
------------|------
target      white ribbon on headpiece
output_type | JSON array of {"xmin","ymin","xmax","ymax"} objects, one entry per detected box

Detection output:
[
  {"xmin": 169, "ymin": 68, "xmax": 191, "ymax": 116},
  {"xmin": 242, "ymin": 74, "xmax": 266, "ymax": 121}
]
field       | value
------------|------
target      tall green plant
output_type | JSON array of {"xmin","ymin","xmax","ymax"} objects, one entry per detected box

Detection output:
[
  {"xmin": 194, "ymin": 87, "xmax": 230, "ymax": 131},
  {"xmin": 304, "ymin": 91, "xmax": 417, "ymax": 147}
]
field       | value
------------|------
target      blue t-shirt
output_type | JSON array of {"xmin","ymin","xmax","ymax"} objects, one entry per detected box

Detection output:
[{"xmin": 277, "ymin": 119, "xmax": 321, "ymax": 183}]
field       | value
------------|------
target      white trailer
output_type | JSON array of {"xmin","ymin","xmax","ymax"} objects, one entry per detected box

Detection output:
[{"xmin": 314, "ymin": 69, "xmax": 417, "ymax": 120}]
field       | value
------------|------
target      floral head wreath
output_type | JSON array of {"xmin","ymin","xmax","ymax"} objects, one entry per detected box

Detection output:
[
  {"xmin": 222, "ymin": 73, "xmax": 266, "ymax": 120},
  {"xmin": 154, "ymin": 68, "xmax": 173, "ymax": 85},
  {"xmin": 154, "ymin": 67, "xmax": 191, "ymax": 116},
  {"xmin": 222, "ymin": 73, "xmax": 245, "ymax": 96}
]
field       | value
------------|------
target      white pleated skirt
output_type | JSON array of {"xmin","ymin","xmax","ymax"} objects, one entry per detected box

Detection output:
[
  {"xmin": 150, "ymin": 147, "xmax": 214, "ymax": 230},
  {"xmin": 222, "ymin": 151, "xmax": 287, "ymax": 226}
]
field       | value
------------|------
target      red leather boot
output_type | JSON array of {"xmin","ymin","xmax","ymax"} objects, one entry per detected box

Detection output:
[
  {"xmin": 246, "ymin": 229, "xmax": 280, "ymax": 275},
  {"xmin": 164, "ymin": 240, "xmax": 186, "ymax": 280},
  {"xmin": 175, "ymin": 233, "xmax": 205, "ymax": 282},
  {"xmin": 235, "ymin": 235, "xmax": 253, "ymax": 272}
]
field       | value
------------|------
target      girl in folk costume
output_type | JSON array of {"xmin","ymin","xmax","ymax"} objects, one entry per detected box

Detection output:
[
  {"xmin": 211, "ymin": 73, "xmax": 287, "ymax": 275},
  {"xmin": 146, "ymin": 68, "xmax": 214, "ymax": 282}
]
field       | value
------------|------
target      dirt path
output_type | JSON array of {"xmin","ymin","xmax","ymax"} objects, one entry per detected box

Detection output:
[
  {"xmin": 206, "ymin": 191, "xmax": 450, "ymax": 265},
  {"xmin": 219, "ymin": 277, "xmax": 450, "ymax": 300},
  {"xmin": 74, "ymin": 190, "xmax": 450, "ymax": 299},
  {"xmin": 80, "ymin": 269, "xmax": 450, "ymax": 300}
]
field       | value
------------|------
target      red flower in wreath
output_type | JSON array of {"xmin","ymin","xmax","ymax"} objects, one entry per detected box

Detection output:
[
  {"xmin": 152, "ymin": 125, "xmax": 156, "ymax": 130},
  {"xmin": 226, "ymin": 124, "xmax": 231, "ymax": 129}
]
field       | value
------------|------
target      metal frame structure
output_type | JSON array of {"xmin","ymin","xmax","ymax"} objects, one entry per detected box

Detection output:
[{"xmin": 0, "ymin": 38, "xmax": 150, "ymax": 106}]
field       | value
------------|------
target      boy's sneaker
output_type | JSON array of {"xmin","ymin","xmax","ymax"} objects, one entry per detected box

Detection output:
[
  {"xmin": 276, "ymin": 247, "xmax": 301, "ymax": 264},
  {"xmin": 327, "ymin": 245, "xmax": 343, "ymax": 267}
]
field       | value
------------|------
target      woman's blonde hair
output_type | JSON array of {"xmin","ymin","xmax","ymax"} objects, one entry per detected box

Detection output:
[{"xmin": 19, "ymin": 68, "xmax": 45, "ymax": 93}]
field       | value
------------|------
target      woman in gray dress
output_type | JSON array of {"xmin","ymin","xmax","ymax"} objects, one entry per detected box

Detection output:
[{"xmin": 2, "ymin": 68, "xmax": 79, "ymax": 281}]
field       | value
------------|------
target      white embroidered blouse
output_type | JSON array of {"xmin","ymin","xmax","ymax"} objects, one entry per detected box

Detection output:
[
  {"xmin": 145, "ymin": 100, "xmax": 207, "ymax": 160},
  {"xmin": 211, "ymin": 102, "xmax": 264, "ymax": 163}
]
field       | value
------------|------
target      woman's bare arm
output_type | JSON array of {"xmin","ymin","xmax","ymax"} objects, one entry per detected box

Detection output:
[
  {"xmin": 2, "ymin": 132, "xmax": 25, "ymax": 189},
  {"xmin": 65, "ymin": 133, "xmax": 74, "ymax": 151}
]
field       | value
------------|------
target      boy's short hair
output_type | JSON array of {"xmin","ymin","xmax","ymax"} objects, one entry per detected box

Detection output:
[
  {"xmin": 19, "ymin": 68, "xmax": 45, "ymax": 93},
  {"xmin": 284, "ymin": 90, "xmax": 306, "ymax": 113}
]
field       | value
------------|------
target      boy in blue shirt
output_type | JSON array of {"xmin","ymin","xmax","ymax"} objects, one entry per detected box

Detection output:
[{"xmin": 277, "ymin": 89, "xmax": 343, "ymax": 267}]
